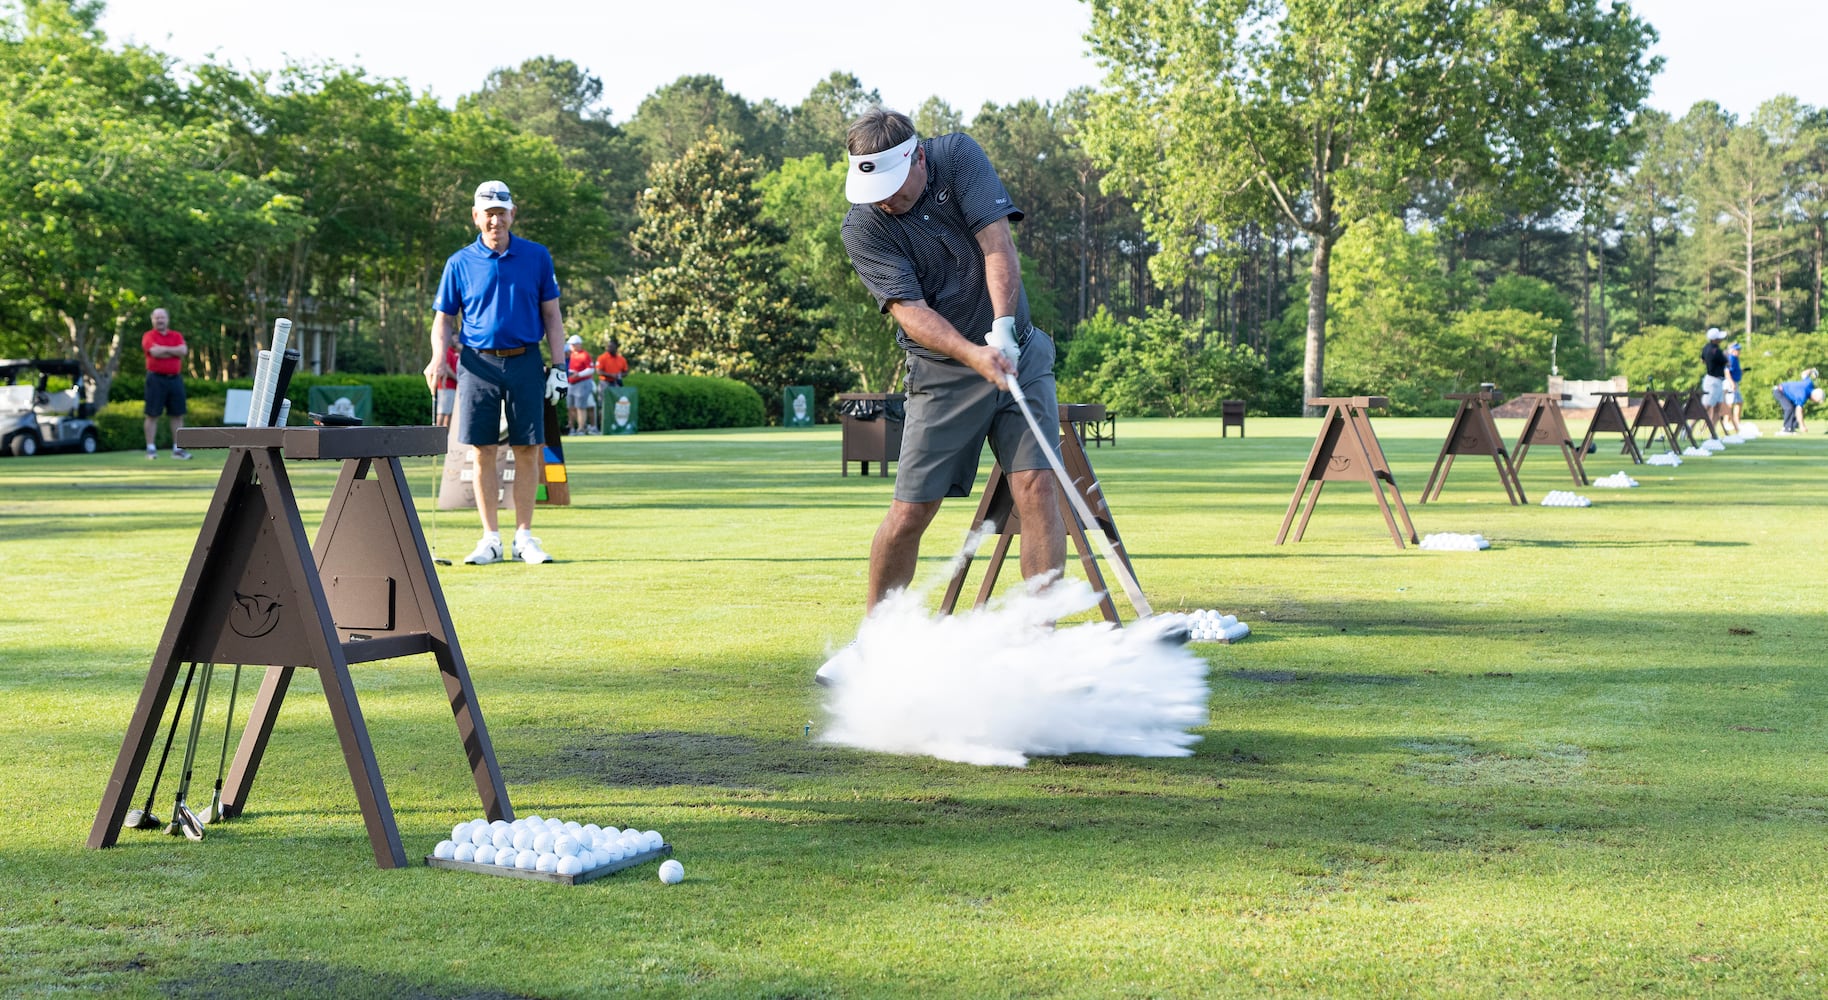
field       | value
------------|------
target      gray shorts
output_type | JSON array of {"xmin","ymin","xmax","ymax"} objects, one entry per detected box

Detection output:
[
  {"xmin": 1701, "ymin": 375, "xmax": 1725, "ymax": 407},
  {"xmin": 895, "ymin": 331, "xmax": 1059, "ymax": 503},
  {"xmin": 456, "ymin": 347, "xmax": 544, "ymax": 448}
]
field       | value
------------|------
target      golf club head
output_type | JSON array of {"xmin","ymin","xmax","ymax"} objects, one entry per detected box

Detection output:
[
  {"xmin": 124, "ymin": 807, "xmax": 162, "ymax": 830},
  {"xmin": 433, "ymin": 557, "xmax": 453, "ymax": 566},
  {"xmin": 172, "ymin": 802, "xmax": 205, "ymax": 842},
  {"xmin": 201, "ymin": 793, "xmax": 224, "ymax": 825}
]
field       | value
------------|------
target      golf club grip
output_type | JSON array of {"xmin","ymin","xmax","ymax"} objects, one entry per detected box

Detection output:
[
  {"xmin": 1006, "ymin": 380, "xmax": 1153, "ymax": 618},
  {"xmin": 266, "ymin": 350, "xmax": 300, "ymax": 427}
]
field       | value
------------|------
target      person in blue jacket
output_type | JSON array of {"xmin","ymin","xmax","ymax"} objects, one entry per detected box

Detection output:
[{"xmin": 1772, "ymin": 369, "xmax": 1822, "ymax": 435}]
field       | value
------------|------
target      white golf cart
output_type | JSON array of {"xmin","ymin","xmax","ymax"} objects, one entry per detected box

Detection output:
[{"xmin": 0, "ymin": 359, "xmax": 101, "ymax": 456}]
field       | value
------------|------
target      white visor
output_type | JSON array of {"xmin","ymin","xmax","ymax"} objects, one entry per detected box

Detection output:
[{"xmin": 846, "ymin": 135, "xmax": 919, "ymax": 204}]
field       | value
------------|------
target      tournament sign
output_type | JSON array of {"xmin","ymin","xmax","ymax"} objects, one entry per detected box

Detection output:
[
  {"xmin": 783, "ymin": 386, "xmax": 815, "ymax": 427},
  {"xmin": 307, "ymin": 385, "xmax": 374, "ymax": 423},
  {"xmin": 604, "ymin": 386, "xmax": 638, "ymax": 434}
]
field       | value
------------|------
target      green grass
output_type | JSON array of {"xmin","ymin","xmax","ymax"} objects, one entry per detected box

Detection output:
[{"xmin": 1, "ymin": 416, "xmax": 1824, "ymax": 998}]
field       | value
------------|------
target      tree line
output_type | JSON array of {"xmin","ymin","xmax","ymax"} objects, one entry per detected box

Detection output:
[{"xmin": 3, "ymin": 0, "xmax": 1821, "ymax": 417}]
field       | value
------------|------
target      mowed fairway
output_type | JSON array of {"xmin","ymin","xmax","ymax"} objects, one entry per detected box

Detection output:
[{"xmin": 2, "ymin": 416, "xmax": 1824, "ymax": 998}]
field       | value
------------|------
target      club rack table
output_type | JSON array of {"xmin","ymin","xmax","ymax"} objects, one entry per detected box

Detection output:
[{"xmin": 89, "ymin": 426, "xmax": 512, "ymax": 868}]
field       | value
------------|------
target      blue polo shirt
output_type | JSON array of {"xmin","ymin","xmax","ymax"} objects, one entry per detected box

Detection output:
[
  {"xmin": 1778, "ymin": 378, "xmax": 1816, "ymax": 406},
  {"xmin": 434, "ymin": 234, "xmax": 560, "ymax": 350}
]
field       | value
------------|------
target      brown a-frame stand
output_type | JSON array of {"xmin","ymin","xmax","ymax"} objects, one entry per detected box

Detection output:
[
  {"xmin": 90, "ymin": 426, "xmax": 510, "ymax": 868},
  {"xmin": 1667, "ymin": 388, "xmax": 1717, "ymax": 447},
  {"xmin": 1624, "ymin": 391, "xmax": 1680, "ymax": 456},
  {"xmin": 1276, "ymin": 396, "xmax": 1419, "ymax": 549},
  {"xmin": 1579, "ymin": 392, "xmax": 1650, "ymax": 464},
  {"xmin": 1510, "ymin": 393, "xmax": 1588, "ymax": 486},
  {"xmin": 1420, "ymin": 390, "xmax": 1527, "ymax": 505},
  {"xmin": 941, "ymin": 404, "xmax": 1141, "ymax": 623},
  {"xmin": 1681, "ymin": 388, "xmax": 1720, "ymax": 442}
]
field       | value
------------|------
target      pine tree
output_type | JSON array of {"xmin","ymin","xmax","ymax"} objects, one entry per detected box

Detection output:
[{"xmin": 609, "ymin": 131, "xmax": 848, "ymax": 414}]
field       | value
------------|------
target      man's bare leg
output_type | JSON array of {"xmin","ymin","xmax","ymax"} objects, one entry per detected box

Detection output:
[
  {"xmin": 471, "ymin": 445, "xmax": 500, "ymax": 534},
  {"xmin": 509, "ymin": 443, "xmax": 541, "ymax": 534},
  {"xmin": 1007, "ymin": 469, "xmax": 1066, "ymax": 584},
  {"xmin": 866, "ymin": 499, "xmax": 943, "ymax": 611}
]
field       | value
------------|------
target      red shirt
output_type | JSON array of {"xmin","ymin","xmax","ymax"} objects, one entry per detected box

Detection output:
[
  {"xmin": 596, "ymin": 351, "xmax": 628, "ymax": 381},
  {"xmin": 441, "ymin": 346, "xmax": 459, "ymax": 390},
  {"xmin": 143, "ymin": 329, "xmax": 185, "ymax": 376},
  {"xmin": 567, "ymin": 348, "xmax": 595, "ymax": 384}
]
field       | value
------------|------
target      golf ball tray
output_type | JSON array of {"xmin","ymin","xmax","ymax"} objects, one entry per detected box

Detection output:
[
  {"xmin": 425, "ymin": 815, "xmax": 673, "ymax": 886},
  {"xmin": 426, "ymin": 843, "xmax": 672, "ymax": 885}
]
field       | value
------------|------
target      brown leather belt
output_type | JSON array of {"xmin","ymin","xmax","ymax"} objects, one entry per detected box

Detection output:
[{"xmin": 475, "ymin": 346, "xmax": 527, "ymax": 357}]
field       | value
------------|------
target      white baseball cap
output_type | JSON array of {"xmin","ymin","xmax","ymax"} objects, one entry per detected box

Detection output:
[
  {"xmin": 845, "ymin": 135, "xmax": 919, "ymax": 204},
  {"xmin": 1706, "ymin": 327, "xmax": 1725, "ymax": 340},
  {"xmin": 565, "ymin": 335, "xmax": 583, "ymax": 347},
  {"xmin": 473, "ymin": 180, "xmax": 514, "ymax": 211}
]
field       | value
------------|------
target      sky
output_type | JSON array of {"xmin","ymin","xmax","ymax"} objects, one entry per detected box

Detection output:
[{"xmin": 96, "ymin": 0, "xmax": 1822, "ymax": 124}]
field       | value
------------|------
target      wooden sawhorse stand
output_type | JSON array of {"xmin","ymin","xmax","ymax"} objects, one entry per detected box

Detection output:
[
  {"xmin": 1421, "ymin": 390, "xmax": 1526, "ymax": 505},
  {"xmin": 1671, "ymin": 388, "xmax": 1717, "ymax": 446},
  {"xmin": 89, "ymin": 426, "xmax": 511, "ymax": 868},
  {"xmin": 1579, "ymin": 392, "xmax": 1652, "ymax": 464},
  {"xmin": 1624, "ymin": 391, "xmax": 1681, "ymax": 456},
  {"xmin": 941, "ymin": 404, "xmax": 1142, "ymax": 623},
  {"xmin": 1510, "ymin": 393, "xmax": 1588, "ymax": 486},
  {"xmin": 1276, "ymin": 396, "xmax": 1418, "ymax": 549}
]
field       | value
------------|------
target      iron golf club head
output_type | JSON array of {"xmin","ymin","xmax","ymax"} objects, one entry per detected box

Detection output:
[
  {"xmin": 124, "ymin": 807, "xmax": 163, "ymax": 830},
  {"xmin": 201, "ymin": 793, "xmax": 224, "ymax": 825},
  {"xmin": 433, "ymin": 557, "xmax": 453, "ymax": 566},
  {"xmin": 169, "ymin": 801, "xmax": 205, "ymax": 841}
]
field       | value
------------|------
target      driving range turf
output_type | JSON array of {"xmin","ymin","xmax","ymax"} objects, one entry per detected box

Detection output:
[{"xmin": 1, "ymin": 416, "xmax": 1823, "ymax": 997}]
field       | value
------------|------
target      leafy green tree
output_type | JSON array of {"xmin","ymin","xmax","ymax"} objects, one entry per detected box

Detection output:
[
  {"xmin": 1082, "ymin": 0, "xmax": 1657, "ymax": 412},
  {"xmin": 1691, "ymin": 98, "xmax": 1804, "ymax": 344},
  {"xmin": 609, "ymin": 132, "xmax": 847, "ymax": 415},
  {"xmin": 758, "ymin": 154, "xmax": 896, "ymax": 391},
  {"xmin": 625, "ymin": 75, "xmax": 779, "ymax": 165},
  {"xmin": 913, "ymin": 97, "xmax": 963, "ymax": 139},
  {"xmin": 1069, "ymin": 307, "xmax": 1274, "ymax": 417},
  {"xmin": 781, "ymin": 71, "xmax": 879, "ymax": 162}
]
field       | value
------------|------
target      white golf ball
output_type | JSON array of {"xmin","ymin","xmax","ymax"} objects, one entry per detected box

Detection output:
[
  {"xmin": 536, "ymin": 853, "xmax": 558, "ymax": 873},
  {"xmin": 556, "ymin": 855, "xmax": 583, "ymax": 876},
  {"xmin": 451, "ymin": 823, "xmax": 470, "ymax": 843},
  {"xmin": 582, "ymin": 823, "xmax": 603, "ymax": 840},
  {"xmin": 490, "ymin": 819, "xmax": 510, "ymax": 834},
  {"xmin": 474, "ymin": 844, "xmax": 497, "ymax": 865},
  {"xmin": 577, "ymin": 848, "xmax": 598, "ymax": 869},
  {"xmin": 492, "ymin": 828, "xmax": 514, "ymax": 850},
  {"xmin": 495, "ymin": 848, "xmax": 518, "ymax": 868},
  {"xmin": 533, "ymin": 830, "xmax": 555, "ymax": 853},
  {"xmin": 522, "ymin": 814, "xmax": 543, "ymax": 826},
  {"xmin": 512, "ymin": 828, "xmax": 535, "ymax": 851},
  {"xmin": 643, "ymin": 830, "xmax": 664, "ymax": 850},
  {"xmin": 658, "ymin": 859, "xmax": 684, "ymax": 884},
  {"xmin": 553, "ymin": 835, "xmax": 579, "ymax": 857},
  {"xmin": 453, "ymin": 842, "xmax": 476, "ymax": 863},
  {"xmin": 563, "ymin": 821, "xmax": 584, "ymax": 835},
  {"xmin": 515, "ymin": 849, "xmax": 538, "ymax": 870},
  {"xmin": 433, "ymin": 839, "xmax": 456, "ymax": 860},
  {"xmin": 468, "ymin": 825, "xmax": 492, "ymax": 847}
]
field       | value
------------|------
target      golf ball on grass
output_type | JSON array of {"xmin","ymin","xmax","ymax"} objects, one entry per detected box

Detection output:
[{"xmin": 658, "ymin": 859, "xmax": 684, "ymax": 884}]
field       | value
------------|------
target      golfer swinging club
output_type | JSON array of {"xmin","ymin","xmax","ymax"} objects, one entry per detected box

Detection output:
[
  {"xmin": 424, "ymin": 180, "xmax": 569, "ymax": 565},
  {"xmin": 819, "ymin": 108, "xmax": 1065, "ymax": 683}
]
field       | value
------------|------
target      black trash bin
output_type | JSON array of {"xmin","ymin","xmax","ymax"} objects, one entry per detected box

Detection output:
[{"xmin": 838, "ymin": 392, "xmax": 905, "ymax": 477}]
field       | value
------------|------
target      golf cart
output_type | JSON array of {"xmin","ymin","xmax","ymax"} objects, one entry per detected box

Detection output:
[{"xmin": 0, "ymin": 359, "xmax": 101, "ymax": 456}]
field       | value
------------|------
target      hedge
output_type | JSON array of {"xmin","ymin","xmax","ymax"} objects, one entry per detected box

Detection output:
[{"xmin": 102, "ymin": 370, "xmax": 763, "ymax": 448}]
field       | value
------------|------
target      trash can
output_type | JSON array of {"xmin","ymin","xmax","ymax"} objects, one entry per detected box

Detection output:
[{"xmin": 838, "ymin": 392, "xmax": 904, "ymax": 477}]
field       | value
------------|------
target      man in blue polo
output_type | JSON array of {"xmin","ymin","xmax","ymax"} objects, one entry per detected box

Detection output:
[
  {"xmin": 818, "ymin": 108, "xmax": 1065, "ymax": 683},
  {"xmin": 424, "ymin": 180, "xmax": 570, "ymax": 565}
]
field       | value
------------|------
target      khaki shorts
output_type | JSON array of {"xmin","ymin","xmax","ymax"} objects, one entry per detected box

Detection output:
[{"xmin": 895, "ymin": 331, "xmax": 1059, "ymax": 503}]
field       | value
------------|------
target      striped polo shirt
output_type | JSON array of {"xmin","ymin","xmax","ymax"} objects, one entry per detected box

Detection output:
[{"xmin": 841, "ymin": 133, "xmax": 1030, "ymax": 364}]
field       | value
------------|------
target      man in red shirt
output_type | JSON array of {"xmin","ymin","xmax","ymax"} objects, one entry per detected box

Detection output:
[
  {"xmin": 142, "ymin": 308, "xmax": 191, "ymax": 459},
  {"xmin": 564, "ymin": 334, "xmax": 596, "ymax": 433}
]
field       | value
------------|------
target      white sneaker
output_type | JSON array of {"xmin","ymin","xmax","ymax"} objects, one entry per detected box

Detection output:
[
  {"xmin": 171, "ymin": 447, "xmax": 192, "ymax": 460},
  {"xmin": 463, "ymin": 536, "xmax": 503, "ymax": 565},
  {"xmin": 512, "ymin": 534, "xmax": 552, "ymax": 564},
  {"xmin": 814, "ymin": 641, "xmax": 861, "ymax": 687},
  {"xmin": 146, "ymin": 446, "xmax": 157, "ymax": 460}
]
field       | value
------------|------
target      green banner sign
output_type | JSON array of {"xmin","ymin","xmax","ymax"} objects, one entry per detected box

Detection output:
[
  {"xmin": 307, "ymin": 385, "xmax": 373, "ymax": 423},
  {"xmin": 604, "ymin": 386, "xmax": 638, "ymax": 434},
  {"xmin": 783, "ymin": 385, "xmax": 814, "ymax": 427}
]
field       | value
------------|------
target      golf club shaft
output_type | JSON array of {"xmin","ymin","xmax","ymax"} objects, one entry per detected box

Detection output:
[
  {"xmin": 1006, "ymin": 378, "xmax": 1153, "ymax": 618},
  {"xmin": 208, "ymin": 664, "xmax": 242, "ymax": 817},
  {"xmin": 139, "ymin": 661, "xmax": 197, "ymax": 814},
  {"xmin": 172, "ymin": 661, "xmax": 214, "ymax": 808}
]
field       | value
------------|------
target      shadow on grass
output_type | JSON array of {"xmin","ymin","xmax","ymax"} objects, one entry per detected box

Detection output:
[
  {"xmin": 502, "ymin": 728, "xmax": 882, "ymax": 790},
  {"xmin": 155, "ymin": 958, "xmax": 537, "ymax": 1000}
]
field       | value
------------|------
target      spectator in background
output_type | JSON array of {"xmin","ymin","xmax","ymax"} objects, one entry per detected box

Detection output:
[
  {"xmin": 430, "ymin": 341, "xmax": 459, "ymax": 428},
  {"xmin": 1773, "ymin": 368, "xmax": 1821, "ymax": 435},
  {"xmin": 1723, "ymin": 342, "xmax": 1744, "ymax": 434},
  {"xmin": 1700, "ymin": 327, "xmax": 1728, "ymax": 429},
  {"xmin": 595, "ymin": 338, "xmax": 629, "ymax": 387},
  {"xmin": 142, "ymin": 307, "xmax": 191, "ymax": 460},
  {"xmin": 565, "ymin": 334, "xmax": 595, "ymax": 434}
]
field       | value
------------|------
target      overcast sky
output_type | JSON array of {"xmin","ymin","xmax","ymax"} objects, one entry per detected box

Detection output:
[{"xmin": 97, "ymin": 0, "xmax": 1820, "ymax": 124}]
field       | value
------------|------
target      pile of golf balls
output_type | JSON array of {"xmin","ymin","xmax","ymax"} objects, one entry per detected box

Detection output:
[
  {"xmin": 1591, "ymin": 471, "xmax": 1638, "ymax": 488},
  {"xmin": 1646, "ymin": 452, "xmax": 1682, "ymax": 467},
  {"xmin": 1419, "ymin": 532, "xmax": 1489, "ymax": 551},
  {"xmin": 1181, "ymin": 609, "xmax": 1250, "ymax": 643},
  {"xmin": 1699, "ymin": 438, "xmax": 1727, "ymax": 452},
  {"xmin": 1720, "ymin": 434, "xmax": 1747, "ymax": 445},
  {"xmin": 432, "ymin": 814, "xmax": 666, "ymax": 878},
  {"xmin": 1681, "ymin": 445, "xmax": 1712, "ymax": 458},
  {"xmin": 1738, "ymin": 422, "xmax": 1763, "ymax": 439},
  {"xmin": 1539, "ymin": 490, "xmax": 1591, "ymax": 507}
]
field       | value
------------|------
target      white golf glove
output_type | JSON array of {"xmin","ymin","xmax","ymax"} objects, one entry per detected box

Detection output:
[
  {"xmin": 545, "ymin": 365, "xmax": 568, "ymax": 405},
  {"xmin": 986, "ymin": 316, "xmax": 1020, "ymax": 366}
]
